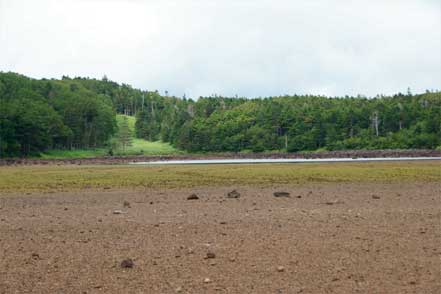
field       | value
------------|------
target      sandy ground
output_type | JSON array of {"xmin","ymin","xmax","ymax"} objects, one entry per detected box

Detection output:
[{"xmin": 0, "ymin": 183, "xmax": 440, "ymax": 294}]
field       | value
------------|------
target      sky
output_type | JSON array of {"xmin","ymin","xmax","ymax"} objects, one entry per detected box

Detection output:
[{"xmin": 0, "ymin": 0, "xmax": 440, "ymax": 98}]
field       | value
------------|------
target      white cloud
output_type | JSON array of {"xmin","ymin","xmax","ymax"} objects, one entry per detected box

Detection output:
[{"xmin": 1, "ymin": 0, "xmax": 440, "ymax": 97}]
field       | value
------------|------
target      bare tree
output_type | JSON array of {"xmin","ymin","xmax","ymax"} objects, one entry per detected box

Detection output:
[{"xmin": 371, "ymin": 111, "xmax": 380, "ymax": 137}]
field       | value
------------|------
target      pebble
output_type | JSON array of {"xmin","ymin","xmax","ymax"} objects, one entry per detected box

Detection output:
[
  {"xmin": 372, "ymin": 195, "xmax": 381, "ymax": 199},
  {"xmin": 205, "ymin": 252, "xmax": 216, "ymax": 259},
  {"xmin": 123, "ymin": 201, "xmax": 131, "ymax": 208},
  {"xmin": 120, "ymin": 259, "xmax": 134, "ymax": 268},
  {"xmin": 203, "ymin": 278, "xmax": 211, "ymax": 283},
  {"xmin": 175, "ymin": 286, "xmax": 183, "ymax": 293},
  {"xmin": 113, "ymin": 210, "xmax": 124, "ymax": 214},
  {"xmin": 277, "ymin": 266, "xmax": 285, "ymax": 272},
  {"xmin": 227, "ymin": 190, "xmax": 240, "ymax": 198},
  {"xmin": 274, "ymin": 192, "xmax": 290, "ymax": 198},
  {"xmin": 187, "ymin": 194, "xmax": 199, "ymax": 200}
]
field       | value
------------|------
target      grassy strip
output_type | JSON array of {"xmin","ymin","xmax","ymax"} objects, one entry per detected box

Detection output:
[{"xmin": 0, "ymin": 161, "xmax": 439, "ymax": 193}]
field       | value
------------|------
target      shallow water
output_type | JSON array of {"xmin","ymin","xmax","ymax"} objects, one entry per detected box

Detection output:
[{"xmin": 131, "ymin": 157, "xmax": 441, "ymax": 165}]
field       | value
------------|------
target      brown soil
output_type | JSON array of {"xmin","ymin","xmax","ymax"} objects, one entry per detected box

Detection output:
[
  {"xmin": 1, "ymin": 149, "xmax": 440, "ymax": 166},
  {"xmin": 0, "ymin": 183, "xmax": 440, "ymax": 293}
]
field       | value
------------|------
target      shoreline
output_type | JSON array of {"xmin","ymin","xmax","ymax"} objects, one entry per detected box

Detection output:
[{"xmin": 1, "ymin": 149, "xmax": 441, "ymax": 166}]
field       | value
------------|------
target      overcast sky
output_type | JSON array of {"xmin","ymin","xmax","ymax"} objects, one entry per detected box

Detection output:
[{"xmin": 0, "ymin": 0, "xmax": 440, "ymax": 98}]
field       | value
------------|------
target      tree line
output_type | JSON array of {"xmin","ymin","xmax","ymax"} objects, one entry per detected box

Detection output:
[
  {"xmin": 0, "ymin": 72, "xmax": 440, "ymax": 157},
  {"xmin": 0, "ymin": 72, "xmax": 117, "ymax": 156},
  {"xmin": 133, "ymin": 91, "xmax": 440, "ymax": 153}
]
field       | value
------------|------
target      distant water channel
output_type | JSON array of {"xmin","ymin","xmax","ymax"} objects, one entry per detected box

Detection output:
[{"xmin": 130, "ymin": 157, "xmax": 441, "ymax": 165}]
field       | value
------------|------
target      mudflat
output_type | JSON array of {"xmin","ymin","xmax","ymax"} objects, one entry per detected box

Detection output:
[{"xmin": 0, "ymin": 162, "xmax": 440, "ymax": 293}]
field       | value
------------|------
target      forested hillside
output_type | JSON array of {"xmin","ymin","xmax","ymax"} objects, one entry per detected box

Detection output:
[
  {"xmin": 0, "ymin": 72, "xmax": 440, "ymax": 157},
  {"xmin": 169, "ymin": 93, "xmax": 441, "ymax": 152}
]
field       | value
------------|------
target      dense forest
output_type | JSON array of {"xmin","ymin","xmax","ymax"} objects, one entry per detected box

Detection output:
[{"xmin": 0, "ymin": 72, "xmax": 440, "ymax": 157}]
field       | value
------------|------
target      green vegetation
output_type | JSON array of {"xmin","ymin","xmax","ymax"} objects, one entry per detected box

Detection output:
[
  {"xmin": 112, "ymin": 114, "xmax": 179, "ymax": 156},
  {"xmin": 39, "ymin": 149, "xmax": 108, "ymax": 159},
  {"xmin": 0, "ymin": 72, "xmax": 117, "ymax": 157},
  {"xmin": 0, "ymin": 161, "xmax": 439, "ymax": 193},
  {"xmin": 168, "ymin": 94, "xmax": 441, "ymax": 152},
  {"xmin": 39, "ymin": 115, "xmax": 179, "ymax": 158},
  {"xmin": 1, "ymin": 72, "xmax": 440, "ymax": 158},
  {"xmin": 116, "ymin": 116, "xmax": 133, "ymax": 152}
]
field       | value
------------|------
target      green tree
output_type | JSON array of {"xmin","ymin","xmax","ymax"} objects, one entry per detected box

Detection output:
[{"xmin": 117, "ymin": 117, "xmax": 133, "ymax": 152}]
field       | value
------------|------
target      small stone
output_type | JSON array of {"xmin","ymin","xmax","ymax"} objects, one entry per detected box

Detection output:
[
  {"xmin": 324, "ymin": 200, "xmax": 344, "ymax": 205},
  {"xmin": 31, "ymin": 253, "xmax": 40, "ymax": 260},
  {"xmin": 64, "ymin": 207, "xmax": 68, "ymax": 211},
  {"xmin": 120, "ymin": 259, "xmax": 134, "ymax": 268},
  {"xmin": 372, "ymin": 195, "xmax": 381, "ymax": 199},
  {"xmin": 205, "ymin": 252, "xmax": 216, "ymax": 259},
  {"xmin": 277, "ymin": 266, "xmax": 285, "ymax": 272},
  {"xmin": 175, "ymin": 286, "xmax": 183, "ymax": 293},
  {"xmin": 273, "ymin": 192, "xmax": 290, "ymax": 198},
  {"xmin": 227, "ymin": 190, "xmax": 240, "ymax": 198},
  {"xmin": 123, "ymin": 201, "xmax": 131, "ymax": 208},
  {"xmin": 203, "ymin": 278, "xmax": 211, "ymax": 283},
  {"xmin": 187, "ymin": 194, "xmax": 199, "ymax": 200},
  {"xmin": 113, "ymin": 210, "xmax": 124, "ymax": 214}
]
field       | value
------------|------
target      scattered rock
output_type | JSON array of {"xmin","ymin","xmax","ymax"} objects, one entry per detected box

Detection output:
[
  {"xmin": 187, "ymin": 194, "xmax": 199, "ymax": 200},
  {"xmin": 277, "ymin": 266, "xmax": 285, "ymax": 272},
  {"xmin": 31, "ymin": 253, "xmax": 40, "ymax": 260},
  {"xmin": 205, "ymin": 252, "xmax": 216, "ymax": 259},
  {"xmin": 273, "ymin": 192, "xmax": 290, "ymax": 198},
  {"xmin": 297, "ymin": 195, "xmax": 302, "ymax": 198},
  {"xmin": 64, "ymin": 207, "xmax": 68, "ymax": 211},
  {"xmin": 123, "ymin": 201, "xmax": 131, "ymax": 208},
  {"xmin": 372, "ymin": 195, "xmax": 381, "ymax": 200},
  {"xmin": 324, "ymin": 200, "xmax": 344, "ymax": 205},
  {"xmin": 175, "ymin": 286, "xmax": 183, "ymax": 293},
  {"xmin": 113, "ymin": 210, "xmax": 125, "ymax": 215},
  {"xmin": 120, "ymin": 258, "xmax": 134, "ymax": 268},
  {"xmin": 227, "ymin": 190, "xmax": 240, "ymax": 199},
  {"xmin": 203, "ymin": 278, "xmax": 211, "ymax": 283}
]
